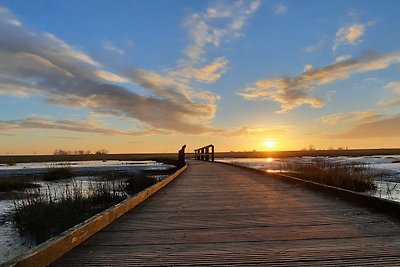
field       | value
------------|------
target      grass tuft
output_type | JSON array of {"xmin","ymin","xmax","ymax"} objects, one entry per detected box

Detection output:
[
  {"xmin": 42, "ymin": 167, "xmax": 75, "ymax": 181},
  {"xmin": 12, "ymin": 181, "xmax": 126, "ymax": 243},
  {"xmin": 124, "ymin": 174, "xmax": 158, "ymax": 195},
  {"xmin": 282, "ymin": 159, "xmax": 377, "ymax": 192},
  {"xmin": 0, "ymin": 177, "xmax": 40, "ymax": 192},
  {"xmin": 95, "ymin": 171, "xmax": 128, "ymax": 181}
]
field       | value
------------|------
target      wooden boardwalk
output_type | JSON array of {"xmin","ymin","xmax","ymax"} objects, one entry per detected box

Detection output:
[{"xmin": 53, "ymin": 160, "xmax": 400, "ymax": 266}]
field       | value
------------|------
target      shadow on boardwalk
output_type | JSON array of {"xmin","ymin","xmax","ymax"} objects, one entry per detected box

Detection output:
[{"xmin": 53, "ymin": 160, "xmax": 400, "ymax": 266}]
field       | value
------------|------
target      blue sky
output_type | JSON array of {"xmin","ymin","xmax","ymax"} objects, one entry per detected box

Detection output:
[{"xmin": 0, "ymin": 0, "xmax": 400, "ymax": 154}]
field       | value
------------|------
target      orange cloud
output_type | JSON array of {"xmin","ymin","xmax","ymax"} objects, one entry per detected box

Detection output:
[
  {"xmin": 329, "ymin": 113, "xmax": 400, "ymax": 139},
  {"xmin": 238, "ymin": 52, "xmax": 400, "ymax": 112},
  {"xmin": 169, "ymin": 57, "xmax": 228, "ymax": 83},
  {"xmin": 321, "ymin": 111, "xmax": 381, "ymax": 124},
  {"xmin": 378, "ymin": 81, "xmax": 400, "ymax": 107}
]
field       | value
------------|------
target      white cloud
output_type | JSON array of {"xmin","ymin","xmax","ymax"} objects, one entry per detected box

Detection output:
[
  {"xmin": 303, "ymin": 64, "xmax": 313, "ymax": 72},
  {"xmin": 334, "ymin": 54, "xmax": 352, "ymax": 63},
  {"xmin": 384, "ymin": 81, "xmax": 400, "ymax": 93},
  {"xmin": 96, "ymin": 70, "xmax": 129, "ymax": 83},
  {"xmin": 302, "ymin": 37, "xmax": 325, "ymax": 53},
  {"xmin": 273, "ymin": 4, "xmax": 288, "ymax": 15},
  {"xmin": 103, "ymin": 40, "xmax": 125, "ymax": 55},
  {"xmin": 0, "ymin": 6, "xmax": 22, "ymax": 27},
  {"xmin": 377, "ymin": 81, "xmax": 400, "ymax": 107},
  {"xmin": 183, "ymin": 0, "xmax": 260, "ymax": 63},
  {"xmin": 44, "ymin": 33, "xmax": 100, "ymax": 66},
  {"xmin": 166, "ymin": 0, "xmax": 260, "ymax": 84},
  {"xmin": 238, "ymin": 52, "xmax": 400, "ymax": 112}
]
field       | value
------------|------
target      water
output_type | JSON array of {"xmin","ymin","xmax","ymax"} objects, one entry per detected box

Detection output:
[
  {"xmin": 217, "ymin": 155, "xmax": 400, "ymax": 202},
  {"xmin": 0, "ymin": 160, "xmax": 174, "ymax": 264},
  {"xmin": 0, "ymin": 160, "xmax": 165, "ymax": 176}
]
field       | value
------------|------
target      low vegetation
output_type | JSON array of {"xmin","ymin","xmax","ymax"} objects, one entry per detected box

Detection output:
[
  {"xmin": 3, "ymin": 157, "xmax": 182, "ymax": 245},
  {"xmin": 125, "ymin": 174, "xmax": 158, "ymax": 195},
  {"xmin": 10, "ymin": 168, "xmax": 176, "ymax": 244},
  {"xmin": 281, "ymin": 159, "xmax": 377, "ymax": 192},
  {"xmin": 12, "ymin": 181, "xmax": 126, "ymax": 243},
  {"xmin": 96, "ymin": 171, "xmax": 128, "ymax": 181},
  {"xmin": 0, "ymin": 177, "xmax": 39, "ymax": 192},
  {"xmin": 42, "ymin": 167, "xmax": 75, "ymax": 181}
]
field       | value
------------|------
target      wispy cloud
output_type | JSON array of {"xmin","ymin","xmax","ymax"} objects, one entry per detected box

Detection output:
[
  {"xmin": 0, "ymin": 117, "xmax": 171, "ymax": 136},
  {"xmin": 183, "ymin": 0, "xmax": 260, "ymax": 63},
  {"xmin": 377, "ymin": 81, "xmax": 400, "ymax": 107},
  {"xmin": 238, "ymin": 52, "xmax": 400, "ymax": 112},
  {"xmin": 321, "ymin": 110, "xmax": 381, "ymax": 124},
  {"xmin": 334, "ymin": 54, "xmax": 352, "ymax": 63},
  {"xmin": 0, "ymin": 117, "xmax": 127, "ymax": 135},
  {"xmin": 273, "ymin": 4, "xmax": 288, "ymax": 15},
  {"xmin": 103, "ymin": 40, "xmax": 125, "ymax": 55},
  {"xmin": 95, "ymin": 70, "xmax": 129, "ymax": 83},
  {"xmin": 169, "ymin": 57, "xmax": 228, "ymax": 83},
  {"xmin": 50, "ymin": 136, "xmax": 82, "ymax": 140},
  {"xmin": 333, "ymin": 20, "xmax": 375, "ymax": 51},
  {"xmin": 0, "ymin": 6, "xmax": 221, "ymax": 135},
  {"xmin": 0, "ymin": 132, "xmax": 15, "ymax": 136},
  {"xmin": 302, "ymin": 37, "xmax": 325, "ymax": 53},
  {"xmin": 167, "ymin": 1, "xmax": 260, "ymax": 84},
  {"xmin": 227, "ymin": 125, "xmax": 292, "ymax": 137},
  {"xmin": 329, "ymin": 113, "xmax": 400, "ymax": 139}
]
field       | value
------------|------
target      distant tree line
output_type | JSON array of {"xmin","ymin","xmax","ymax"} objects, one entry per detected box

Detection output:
[
  {"xmin": 301, "ymin": 145, "xmax": 349, "ymax": 151},
  {"xmin": 53, "ymin": 149, "xmax": 108, "ymax": 155}
]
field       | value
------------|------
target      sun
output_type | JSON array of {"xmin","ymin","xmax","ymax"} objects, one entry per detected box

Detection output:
[{"xmin": 263, "ymin": 140, "xmax": 275, "ymax": 149}]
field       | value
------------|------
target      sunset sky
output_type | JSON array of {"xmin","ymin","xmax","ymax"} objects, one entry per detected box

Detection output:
[{"xmin": 1, "ymin": 0, "xmax": 400, "ymax": 155}]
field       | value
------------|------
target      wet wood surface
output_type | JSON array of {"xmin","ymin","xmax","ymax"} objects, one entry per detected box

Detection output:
[{"xmin": 53, "ymin": 160, "xmax": 400, "ymax": 266}]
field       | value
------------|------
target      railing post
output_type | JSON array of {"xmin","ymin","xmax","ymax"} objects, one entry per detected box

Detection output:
[
  {"xmin": 178, "ymin": 145, "xmax": 186, "ymax": 167},
  {"xmin": 194, "ymin": 144, "xmax": 215, "ymax": 162}
]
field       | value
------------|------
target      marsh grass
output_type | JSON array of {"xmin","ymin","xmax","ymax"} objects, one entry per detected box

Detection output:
[
  {"xmin": 7, "ymin": 164, "xmax": 178, "ymax": 245},
  {"xmin": 376, "ymin": 173, "xmax": 399, "ymax": 199},
  {"xmin": 0, "ymin": 177, "xmax": 40, "ymax": 192},
  {"xmin": 42, "ymin": 167, "xmax": 75, "ymax": 181},
  {"xmin": 282, "ymin": 160, "xmax": 377, "ymax": 192},
  {"xmin": 125, "ymin": 174, "xmax": 158, "ymax": 195},
  {"xmin": 12, "ymin": 181, "xmax": 126, "ymax": 244},
  {"xmin": 0, "ymin": 191, "xmax": 40, "ymax": 200},
  {"xmin": 95, "ymin": 171, "xmax": 129, "ymax": 181}
]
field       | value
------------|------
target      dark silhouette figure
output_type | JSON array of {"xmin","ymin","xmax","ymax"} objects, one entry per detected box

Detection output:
[{"xmin": 178, "ymin": 144, "xmax": 186, "ymax": 167}]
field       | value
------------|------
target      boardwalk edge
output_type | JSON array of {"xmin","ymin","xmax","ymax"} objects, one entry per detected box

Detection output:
[
  {"xmin": 216, "ymin": 161, "xmax": 400, "ymax": 216},
  {"xmin": 2, "ymin": 165, "xmax": 188, "ymax": 267}
]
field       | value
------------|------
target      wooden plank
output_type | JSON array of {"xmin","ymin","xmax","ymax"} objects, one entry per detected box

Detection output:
[{"xmin": 52, "ymin": 160, "xmax": 400, "ymax": 266}]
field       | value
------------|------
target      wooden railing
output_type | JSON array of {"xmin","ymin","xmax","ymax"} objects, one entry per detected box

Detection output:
[{"xmin": 194, "ymin": 144, "xmax": 214, "ymax": 162}]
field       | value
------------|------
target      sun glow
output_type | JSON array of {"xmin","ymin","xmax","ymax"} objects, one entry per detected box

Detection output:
[{"xmin": 263, "ymin": 140, "xmax": 275, "ymax": 149}]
